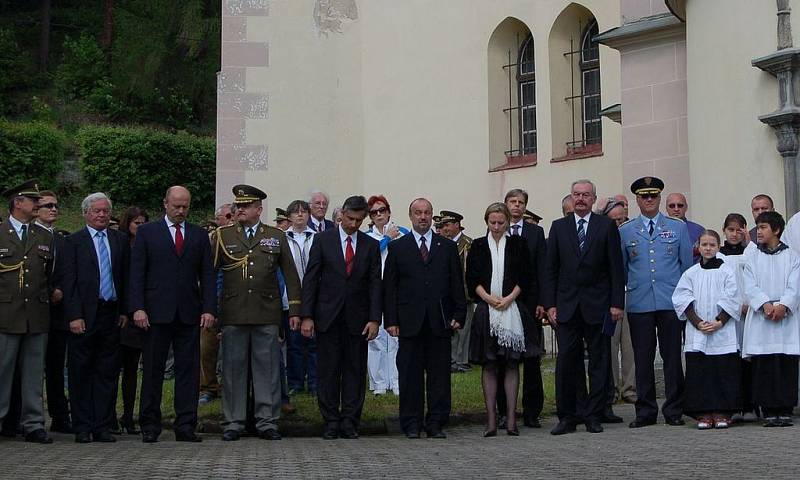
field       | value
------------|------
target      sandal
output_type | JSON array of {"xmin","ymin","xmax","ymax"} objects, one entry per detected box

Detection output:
[
  {"xmin": 696, "ymin": 416, "xmax": 713, "ymax": 430},
  {"xmin": 713, "ymin": 415, "xmax": 730, "ymax": 429}
]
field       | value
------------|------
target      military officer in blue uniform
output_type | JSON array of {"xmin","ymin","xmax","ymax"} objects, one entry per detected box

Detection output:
[{"xmin": 619, "ymin": 176, "xmax": 692, "ymax": 428}]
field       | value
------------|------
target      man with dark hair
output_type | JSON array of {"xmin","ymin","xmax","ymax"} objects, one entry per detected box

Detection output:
[
  {"xmin": 750, "ymin": 194, "xmax": 775, "ymax": 244},
  {"xmin": 300, "ymin": 196, "xmax": 381, "ymax": 439},
  {"xmin": 500, "ymin": 188, "xmax": 547, "ymax": 428},
  {"xmin": 0, "ymin": 179, "xmax": 55, "ymax": 444}
]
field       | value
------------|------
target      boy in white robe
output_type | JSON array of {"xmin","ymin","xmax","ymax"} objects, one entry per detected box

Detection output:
[{"xmin": 742, "ymin": 211, "xmax": 800, "ymax": 427}]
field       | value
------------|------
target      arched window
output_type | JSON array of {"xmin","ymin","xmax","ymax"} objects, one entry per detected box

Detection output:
[
  {"xmin": 580, "ymin": 20, "xmax": 601, "ymax": 145},
  {"xmin": 518, "ymin": 35, "xmax": 536, "ymax": 154}
]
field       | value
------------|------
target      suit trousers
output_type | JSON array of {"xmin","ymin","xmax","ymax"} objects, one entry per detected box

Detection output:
[
  {"xmin": 0, "ymin": 332, "xmax": 48, "ymax": 434},
  {"xmin": 610, "ymin": 313, "xmax": 637, "ymax": 402},
  {"xmin": 45, "ymin": 328, "xmax": 70, "ymax": 422},
  {"xmin": 221, "ymin": 324, "xmax": 281, "ymax": 433},
  {"xmin": 316, "ymin": 315, "xmax": 369, "ymax": 429},
  {"xmin": 628, "ymin": 310, "xmax": 685, "ymax": 421},
  {"xmin": 555, "ymin": 311, "xmax": 609, "ymax": 423},
  {"xmin": 67, "ymin": 303, "xmax": 121, "ymax": 434},
  {"xmin": 451, "ymin": 304, "xmax": 475, "ymax": 368},
  {"xmin": 397, "ymin": 320, "xmax": 451, "ymax": 433},
  {"xmin": 497, "ymin": 328, "xmax": 544, "ymax": 420},
  {"xmin": 200, "ymin": 326, "xmax": 221, "ymax": 396},
  {"xmin": 139, "ymin": 320, "xmax": 200, "ymax": 436}
]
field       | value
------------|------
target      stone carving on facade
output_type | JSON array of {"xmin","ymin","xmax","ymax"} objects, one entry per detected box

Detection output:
[{"xmin": 313, "ymin": 0, "xmax": 358, "ymax": 36}]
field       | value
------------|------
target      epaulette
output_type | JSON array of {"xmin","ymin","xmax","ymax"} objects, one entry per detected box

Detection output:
[
  {"xmin": 664, "ymin": 216, "xmax": 685, "ymax": 223},
  {"xmin": 619, "ymin": 218, "xmax": 636, "ymax": 228}
]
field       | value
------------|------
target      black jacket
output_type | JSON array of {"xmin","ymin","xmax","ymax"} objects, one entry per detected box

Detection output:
[
  {"xmin": 465, "ymin": 235, "xmax": 530, "ymax": 302},
  {"xmin": 519, "ymin": 222, "xmax": 547, "ymax": 310}
]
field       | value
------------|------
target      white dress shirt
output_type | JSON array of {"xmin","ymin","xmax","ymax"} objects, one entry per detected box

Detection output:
[
  {"xmin": 7, "ymin": 215, "xmax": 27, "ymax": 241},
  {"xmin": 164, "ymin": 215, "xmax": 187, "ymax": 243},
  {"xmin": 411, "ymin": 229, "xmax": 433, "ymax": 250},
  {"xmin": 574, "ymin": 211, "xmax": 592, "ymax": 235},
  {"xmin": 339, "ymin": 225, "xmax": 358, "ymax": 257}
]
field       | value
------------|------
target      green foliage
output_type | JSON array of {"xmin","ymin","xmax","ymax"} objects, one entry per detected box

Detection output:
[
  {"xmin": 77, "ymin": 125, "xmax": 215, "ymax": 212},
  {"xmin": 0, "ymin": 28, "xmax": 34, "ymax": 114},
  {"xmin": 54, "ymin": 33, "xmax": 108, "ymax": 101},
  {"xmin": 0, "ymin": 119, "xmax": 67, "ymax": 191}
]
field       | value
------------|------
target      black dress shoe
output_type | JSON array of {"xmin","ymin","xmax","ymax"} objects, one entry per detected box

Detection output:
[
  {"xmin": 585, "ymin": 421, "xmax": 604, "ymax": 433},
  {"xmin": 629, "ymin": 418, "xmax": 657, "ymax": 428},
  {"xmin": 322, "ymin": 427, "xmax": 339, "ymax": 440},
  {"xmin": 483, "ymin": 429, "xmax": 497, "ymax": 437},
  {"xmin": 25, "ymin": 429, "xmax": 53, "ymax": 444},
  {"xmin": 405, "ymin": 429, "xmax": 421, "ymax": 439},
  {"xmin": 507, "ymin": 427, "xmax": 520, "ymax": 436},
  {"xmin": 665, "ymin": 417, "xmax": 685, "ymax": 426},
  {"xmin": 75, "ymin": 432, "xmax": 92, "ymax": 443},
  {"xmin": 93, "ymin": 431, "xmax": 117, "ymax": 443},
  {"xmin": 523, "ymin": 416, "xmax": 542, "ymax": 428},
  {"xmin": 119, "ymin": 419, "xmax": 140, "ymax": 435},
  {"xmin": 175, "ymin": 431, "xmax": 202, "ymax": 442},
  {"xmin": 142, "ymin": 432, "xmax": 159, "ymax": 443},
  {"xmin": 259, "ymin": 429, "xmax": 282, "ymax": 440},
  {"xmin": 222, "ymin": 430, "xmax": 240, "ymax": 441},
  {"xmin": 340, "ymin": 427, "xmax": 359, "ymax": 439},
  {"xmin": 550, "ymin": 420, "xmax": 577, "ymax": 435},
  {"xmin": 426, "ymin": 428, "xmax": 447, "ymax": 439},
  {"xmin": 600, "ymin": 411, "xmax": 624, "ymax": 424},
  {"xmin": 50, "ymin": 418, "xmax": 74, "ymax": 434}
]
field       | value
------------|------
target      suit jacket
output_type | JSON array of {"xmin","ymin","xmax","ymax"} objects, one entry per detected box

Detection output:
[
  {"xmin": 129, "ymin": 219, "xmax": 216, "ymax": 324},
  {"xmin": 0, "ymin": 220, "xmax": 53, "ymax": 334},
  {"xmin": 308, "ymin": 217, "xmax": 335, "ymax": 233},
  {"xmin": 300, "ymin": 228, "xmax": 382, "ymax": 334},
  {"xmin": 49, "ymin": 229, "xmax": 69, "ymax": 331},
  {"xmin": 542, "ymin": 213, "xmax": 625, "ymax": 324},
  {"xmin": 383, "ymin": 232, "xmax": 467, "ymax": 338},
  {"xmin": 465, "ymin": 235, "xmax": 530, "ymax": 301},
  {"xmin": 520, "ymin": 222, "xmax": 547, "ymax": 310},
  {"xmin": 62, "ymin": 227, "xmax": 130, "ymax": 329}
]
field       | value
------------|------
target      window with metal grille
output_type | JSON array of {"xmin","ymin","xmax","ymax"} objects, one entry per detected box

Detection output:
[
  {"xmin": 502, "ymin": 34, "xmax": 537, "ymax": 157},
  {"xmin": 563, "ymin": 19, "xmax": 602, "ymax": 152}
]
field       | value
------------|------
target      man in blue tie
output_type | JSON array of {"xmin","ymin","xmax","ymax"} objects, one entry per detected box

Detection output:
[
  {"xmin": 62, "ymin": 193, "xmax": 131, "ymax": 443},
  {"xmin": 619, "ymin": 176, "xmax": 692, "ymax": 428}
]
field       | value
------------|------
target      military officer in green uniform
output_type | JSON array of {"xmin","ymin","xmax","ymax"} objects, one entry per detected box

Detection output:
[
  {"xmin": 274, "ymin": 208, "xmax": 290, "ymax": 231},
  {"xmin": 0, "ymin": 179, "xmax": 55, "ymax": 444},
  {"xmin": 438, "ymin": 210, "xmax": 474, "ymax": 372},
  {"xmin": 212, "ymin": 184, "xmax": 302, "ymax": 441}
]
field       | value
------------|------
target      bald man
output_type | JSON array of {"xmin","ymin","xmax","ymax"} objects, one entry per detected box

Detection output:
[{"xmin": 665, "ymin": 193, "xmax": 704, "ymax": 263}]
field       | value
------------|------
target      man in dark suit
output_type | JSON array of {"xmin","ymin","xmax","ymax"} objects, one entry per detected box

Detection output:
[
  {"xmin": 130, "ymin": 186, "xmax": 216, "ymax": 443},
  {"xmin": 542, "ymin": 179, "xmax": 625, "ymax": 435},
  {"xmin": 499, "ymin": 188, "xmax": 547, "ymax": 428},
  {"xmin": 307, "ymin": 190, "xmax": 335, "ymax": 232},
  {"xmin": 62, "ymin": 192, "xmax": 130, "ymax": 443},
  {"xmin": 300, "ymin": 196, "xmax": 381, "ymax": 439},
  {"xmin": 384, "ymin": 198, "xmax": 467, "ymax": 439}
]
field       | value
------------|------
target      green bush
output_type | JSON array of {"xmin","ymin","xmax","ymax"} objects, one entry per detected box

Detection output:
[
  {"xmin": 77, "ymin": 125, "xmax": 215, "ymax": 213},
  {"xmin": 0, "ymin": 120, "xmax": 67, "ymax": 190},
  {"xmin": 0, "ymin": 28, "xmax": 34, "ymax": 114},
  {"xmin": 54, "ymin": 33, "xmax": 109, "ymax": 101}
]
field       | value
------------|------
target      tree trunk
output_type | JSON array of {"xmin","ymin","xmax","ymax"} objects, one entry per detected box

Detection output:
[
  {"xmin": 101, "ymin": 0, "xmax": 114, "ymax": 51},
  {"xmin": 38, "ymin": 0, "xmax": 50, "ymax": 71}
]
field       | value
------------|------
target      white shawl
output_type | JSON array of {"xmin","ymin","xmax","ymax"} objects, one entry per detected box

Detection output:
[{"xmin": 488, "ymin": 235, "xmax": 525, "ymax": 352}]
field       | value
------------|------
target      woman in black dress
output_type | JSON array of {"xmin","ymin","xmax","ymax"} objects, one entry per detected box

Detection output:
[
  {"xmin": 466, "ymin": 202, "xmax": 538, "ymax": 436},
  {"xmin": 116, "ymin": 206, "xmax": 148, "ymax": 433}
]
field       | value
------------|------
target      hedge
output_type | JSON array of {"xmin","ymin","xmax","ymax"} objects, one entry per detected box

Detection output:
[
  {"xmin": 77, "ymin": 125, "xmax": 215, "ymax": 213},
  {"xmin": 0, "ymin": 119, "xmax": 67, "ymax": 191}
]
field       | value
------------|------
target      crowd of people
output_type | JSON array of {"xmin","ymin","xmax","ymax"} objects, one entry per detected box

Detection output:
[{"xmin": 0, "ymin": 175, "xmax": 798, "ymax": 445}]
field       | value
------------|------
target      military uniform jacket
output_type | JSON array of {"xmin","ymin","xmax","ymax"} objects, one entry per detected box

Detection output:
[
  {"xmin": 456, "ymin": 233, "xmax": 473, "ymax": 302},
  {"xmin": 0, "ymin": 219, "xmax": 53, "ymax": 334},
  {"xmin": 213, "ymin": 222, "xmax": 301, "ymax": 326},
  {"xmin": 620, "ymin": 214, "xmax": 692, "ymax": 313}
]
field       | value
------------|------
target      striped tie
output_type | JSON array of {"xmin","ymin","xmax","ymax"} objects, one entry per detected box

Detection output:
[
  {"xmin": 96, "ymin": 231, "xmax": 115, "ymax": 301},
  {"xmin": 577, "ymin": 219, "xmax": 586, "ymax": 252}
]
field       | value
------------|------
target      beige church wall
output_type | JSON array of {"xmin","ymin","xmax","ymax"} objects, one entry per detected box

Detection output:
[
  {"xmin": 621, "ymin": 0, "xmax": 670, "ymax": 23},
  {"xmin": 219, "ymin": 0, "xmax": 622, "ymax": 235},
  {"xmin": 684, "ymin": 0, "xmax": 789, "ymax": 229}
]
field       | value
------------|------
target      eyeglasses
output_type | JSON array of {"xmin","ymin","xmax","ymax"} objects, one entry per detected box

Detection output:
[
  {"xmin": 638, "ymin": 193, "xmax": 659, "ymax": 200},
  {"xmin": 39, "ymin": 203, "xmax": 58, "ymax": 209},
  {"xmin": 667, "ymin": 203, "xmax": 685, "ymax": 209},
  {"xmin": 369, "ymin": 207, "xmax": 388, "ymax": 216}
]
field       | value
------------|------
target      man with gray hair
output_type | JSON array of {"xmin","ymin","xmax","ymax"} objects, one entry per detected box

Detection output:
[
  {"xmin": 61, "ymin": 192, "xmax": 130, "ymax": 443},
  {"xmin": 308, "ymin": 190, "xmax": 334, "ymax": 232}
]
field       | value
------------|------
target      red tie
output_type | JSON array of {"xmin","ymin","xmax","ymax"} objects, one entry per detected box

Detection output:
[
  {"xmin": 345, "ymin": 236, "xmax": 354, "ymax": 276},
  {"xmin": 174, "ymin": 223, "xmax": 184, "ymax": 256}
]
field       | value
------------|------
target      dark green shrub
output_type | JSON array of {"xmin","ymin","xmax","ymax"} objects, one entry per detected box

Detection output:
[
  {"xmin": 0, "ymin": 119, "xmax": 67, "ymax": 191},
  {"xmin": 54, "ymin": 33, "xmax": 108, "ymax": 101}
]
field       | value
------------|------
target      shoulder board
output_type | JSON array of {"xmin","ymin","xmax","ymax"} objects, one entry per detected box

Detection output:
[
  {"xmin": 664, "ymin": 216, "xmax": 685, "ymax": 223},
  {"xmin": 619, "ymin": 218, "xmax": 636, "ymax": 228},
  {"xmin": 219, "ymin": 223, "xmax": 236, "ymax": 229}
]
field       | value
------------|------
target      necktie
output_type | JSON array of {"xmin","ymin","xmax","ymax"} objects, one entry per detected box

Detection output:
[
  {"xmin": 174, "ymin": 223, "xmax": 184, "ymax": 256},
  {"xmin": 577, "ymin": 218, "xmax": 586, "ymax": 252},
  {"xmin": 96, "ymin": 231, "xmax": 115, "ymax": 301},
  {"xmin": 648, "ymin": 220, "xmax": 654, "ymax": 237},
  {"xmin": 511, "ymin": 225, "xmax": 520, "ymax": 236},
  {"xmin": 20, "ymin": 224, "xmax": 28, "ymax": 244},
  {"xmin": 419, "ymin": 236, "xmax": 429, "ymax": 263},
  {"xmin": 345, "ymin": 236, "xmax": 354, "ymax": 276},
  {"xmin": 247, "ymin": 227, "xmax": 254, "ymax": 241},
  {"xmin": 317, "ymin": 221, "xmax": 323, "ymax": 232}
]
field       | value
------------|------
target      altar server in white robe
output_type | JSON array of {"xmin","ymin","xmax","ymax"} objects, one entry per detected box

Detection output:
[
  {"xmin": 742, "ymin": 211, "xmax": 800, "ymax": 427},
  {"xmin": 780, "ymin": 210, "xmax": 800, "ymax": 411}
]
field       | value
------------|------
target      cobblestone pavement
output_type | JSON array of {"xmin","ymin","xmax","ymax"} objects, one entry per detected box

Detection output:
[{"xmin": 2, "ymin": 403, "xmax": 796, "ymax": 480}]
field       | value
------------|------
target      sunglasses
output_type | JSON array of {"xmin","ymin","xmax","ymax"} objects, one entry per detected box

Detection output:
[
  {"xmin": 638, "ymin": 193, "xmax": 659, "ymax": 200},
  {"xmin": 39, "ymin": 203, "xmax": 58, "ymax": 209},
  {"xmin": 369, "ymin": 207, "xmax": 388, "ymax": 216},
  {"xmin": 667, "ymin": 203, "xmax": 685, "ymax": 209}
]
